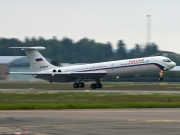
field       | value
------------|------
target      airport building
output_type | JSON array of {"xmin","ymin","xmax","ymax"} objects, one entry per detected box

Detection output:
[
  {"xmin": 0, "ymin": 56, "xmax": 25, "ymax": 80},
  {"xmin": 8, "ymin": 56, "xmax": 33, "ymax": 80}
]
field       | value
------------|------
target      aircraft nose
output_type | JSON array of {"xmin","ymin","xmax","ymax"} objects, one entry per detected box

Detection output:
[{"xmin": 170, "ymin": 61, "xmax": 176, "ymax": 69}]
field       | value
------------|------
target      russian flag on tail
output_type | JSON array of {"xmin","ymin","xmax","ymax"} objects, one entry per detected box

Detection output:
[{"xmin": 35, "ymin": 57, "xmax": 43, "ymax": 62}]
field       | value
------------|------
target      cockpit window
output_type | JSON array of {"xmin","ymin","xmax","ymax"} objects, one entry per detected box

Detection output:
[{"xmin": 163, "ymin": 59, "xmax": 171, "ymax": 62}]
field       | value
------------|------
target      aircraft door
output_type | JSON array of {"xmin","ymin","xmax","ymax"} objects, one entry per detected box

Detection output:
[
  {"xmin": 145, "ymin": 60, "xmax": 149, "ymax": 66},
  {"xmin": 98, "ymin": 65, "xmax": 102, "ymax": 72},
  {"xmin": 111, "ymin": 63, "xmax": 114, "ymax": 70}
]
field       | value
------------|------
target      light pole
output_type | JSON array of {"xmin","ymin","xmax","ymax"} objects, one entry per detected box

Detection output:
[{"xmin": 146, "ymin": 15, "xmax": 151, "ymax": 45}]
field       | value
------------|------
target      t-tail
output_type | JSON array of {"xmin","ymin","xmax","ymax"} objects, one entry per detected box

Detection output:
[{"xmin": 6, "ymin": 46, "xmax": 57, "ymax": 72}]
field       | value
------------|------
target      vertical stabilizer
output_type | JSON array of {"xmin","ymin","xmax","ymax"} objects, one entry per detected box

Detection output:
[{"xmin": 7, "ymin": 46, "xmax": 57, "ymax": 72}]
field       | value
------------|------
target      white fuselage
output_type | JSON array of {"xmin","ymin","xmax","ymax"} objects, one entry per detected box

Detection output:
[
  {"xmin": 8, "ymin": 46, "xmax": 176, "ymax": 85},
  {"xmin": 41, "ymin": 56, "xmax": 175, "ymax": 82}
]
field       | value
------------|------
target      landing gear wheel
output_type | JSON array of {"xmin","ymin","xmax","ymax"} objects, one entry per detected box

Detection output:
[
  {"xmin": 158, "ymin": 71, "xmax": 163, "ymax": 81},
  {"xmin": 158, "ymin": 77, "xmax": 163, "ymax": 81},
  {"xmin": 96, "ymin": 83, "xmax": 102, "ymax": 88},
  {"xmin": 79, "ymin": 83, "xmax": 85, "ymax": 88},
  {"xmin": 73, "ymin": 83, "xmax": 79, "ymax": 88},
  {"xmin": 91, "ymin": 83, "xmax": 96, "ymax": 89},
  {"xmin": 73, "ymin": 82, "xmax": 85, "ymax": 88}
]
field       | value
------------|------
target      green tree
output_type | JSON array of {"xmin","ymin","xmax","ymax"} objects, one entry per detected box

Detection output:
[
  {"xmin": 51, "ymin": 60, "xmax": 59, "ymax": 66},
  {"xmin": 115, "ymin": 40, "xmax": 127, "ymax": 60},
  {"xmin": 143, "ymin": 43, "xmax": 158, "ymax": 56}
]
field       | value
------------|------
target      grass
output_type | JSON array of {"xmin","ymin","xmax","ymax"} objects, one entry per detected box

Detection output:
[
  {"xmin": 0, "ymin": 82, "xmax": 179, "ymax": 109},
  {"xmin": 0, "ymin": 92, "xmax": 180, "ymax": 109},
  {"xmin": 0, "ymin": 102, "xmax": 180, "ymax": 110}
]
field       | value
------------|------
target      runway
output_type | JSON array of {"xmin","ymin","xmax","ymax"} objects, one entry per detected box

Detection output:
[
  {"xmin": 0, "ymin": 109, "xmax": 180, "ymax": 135},
  {"xmin": 0, "ymin": 89, "xmax": 180, "ymax": 94}
]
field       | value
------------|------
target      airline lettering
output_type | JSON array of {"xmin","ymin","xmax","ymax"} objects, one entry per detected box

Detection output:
[
  {"xmin": 129, "ymin": 59, "xmax": 144, "ymax": 63},
  {"xmin": 40, "ymin": 65, "xmax": 48, "ymax": 68}
]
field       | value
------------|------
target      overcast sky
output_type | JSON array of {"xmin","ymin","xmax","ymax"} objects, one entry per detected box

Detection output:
[{"xmin": 0, "ymin": 0, "xmax": 180, "ymax": 53}]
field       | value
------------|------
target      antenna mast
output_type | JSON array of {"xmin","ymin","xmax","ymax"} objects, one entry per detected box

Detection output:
[{"xmin": 146, "ymin": 15, "xmax": 151, "ymax": 44}]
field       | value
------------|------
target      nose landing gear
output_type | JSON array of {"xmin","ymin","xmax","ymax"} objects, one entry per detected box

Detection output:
[{"xmin": 158, "ymin": 71, "xmax": 163, "ymax": 81}]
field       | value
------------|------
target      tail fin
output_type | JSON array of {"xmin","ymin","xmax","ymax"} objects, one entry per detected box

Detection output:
[{"xmin": 6, "ymin": 46, "xmax": 57, "ymax": 72}]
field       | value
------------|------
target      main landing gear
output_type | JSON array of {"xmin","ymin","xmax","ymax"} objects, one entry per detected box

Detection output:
[
  {"xmin": 73, "ymin": 82, "xmax": 85, "ymax": 88},
  {"xmin": 90, "ymin": 83, "xmax": 102, "ymax": 89},
  {"xmin": 73, "ymin": 79, "xmax": 103, "ymax": 89},
  {"xmin": 90, "ymin": 79, "xmax": 102, "ymax": 89},
  {"xmin": 158, "ymin": 71, "xmax": 163, "ymax": 81}
]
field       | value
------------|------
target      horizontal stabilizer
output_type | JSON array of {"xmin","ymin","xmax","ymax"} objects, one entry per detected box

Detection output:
[{"xmin": 4, "ymin": 46, "xmax": 45, "ymax": 50}]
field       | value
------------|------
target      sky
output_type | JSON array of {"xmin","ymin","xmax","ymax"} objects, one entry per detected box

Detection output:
[{"xmin": 0, "ymin": 0, "xmax": 180, "ymax": 53}]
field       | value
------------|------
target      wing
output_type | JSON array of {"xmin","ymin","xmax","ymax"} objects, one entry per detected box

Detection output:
[
  {"xmin": 7, "ymin": 71, "xmax": 107, "ymax": 82},
  {"xmin": 169, "ymin": 66, "xmax": 180, "ymax": 71}
]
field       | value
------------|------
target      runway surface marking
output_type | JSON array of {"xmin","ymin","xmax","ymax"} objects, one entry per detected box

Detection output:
[{"xmin": 128, "ymin": 119, "xmax": 180, "ymax": 122}]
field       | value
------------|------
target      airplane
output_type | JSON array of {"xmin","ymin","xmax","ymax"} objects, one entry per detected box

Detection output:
[{"xmin": 5, "ymin": 46, "xmax": 176, "ymax": 89}]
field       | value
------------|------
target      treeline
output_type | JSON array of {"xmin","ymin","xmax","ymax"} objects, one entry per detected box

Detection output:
[
  {"xmin": 0, "ymin": 37, "xmax": 180, "ymax": 66},
  {"xmin": 0, "ymin": 37, "xmax": 168, "ymax": 63}
]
